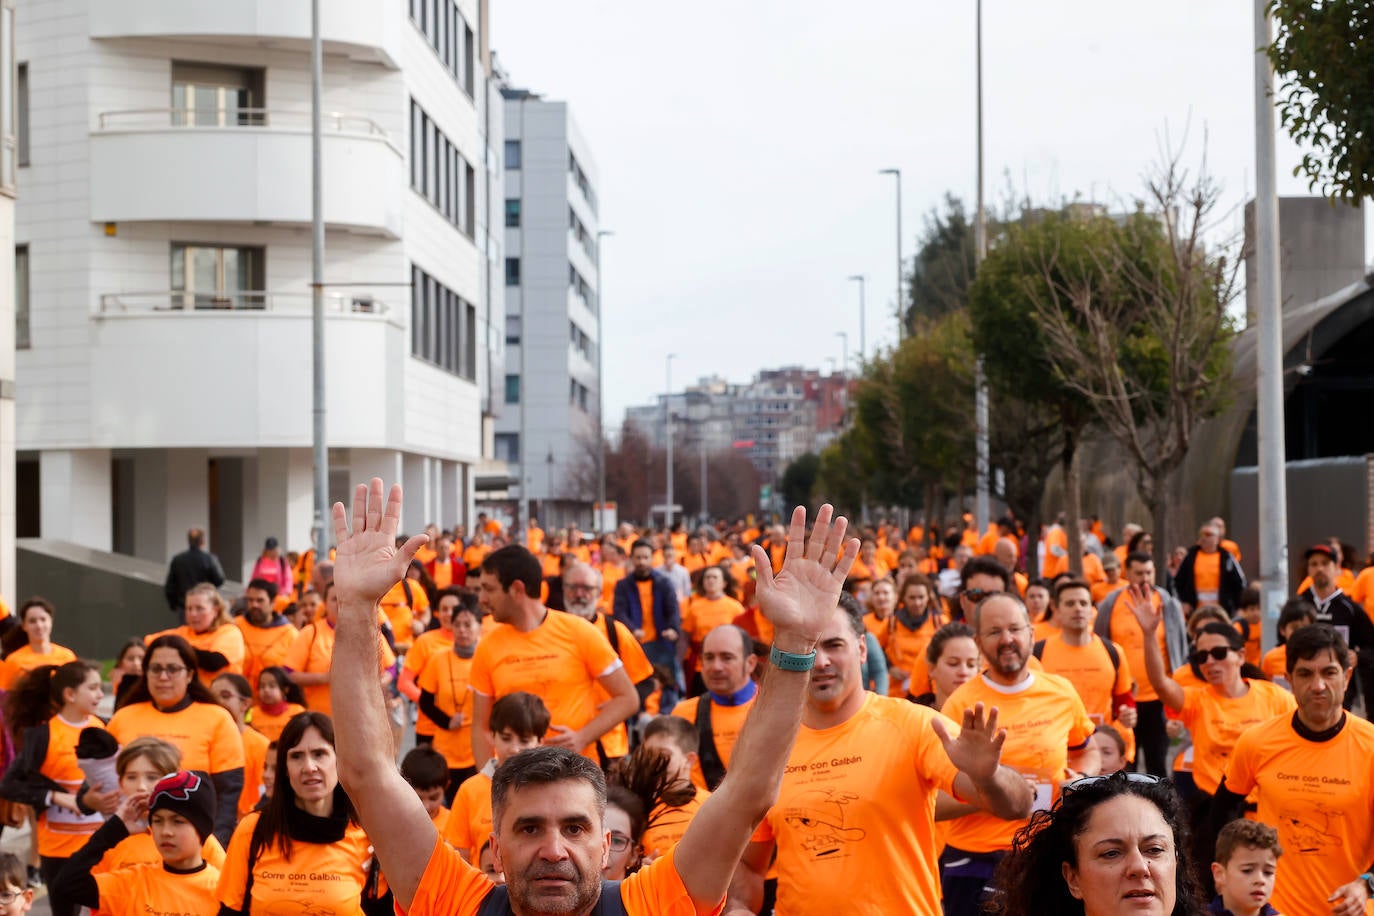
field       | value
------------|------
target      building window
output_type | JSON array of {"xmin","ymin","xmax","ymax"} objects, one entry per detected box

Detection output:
[
  {"xmin": 504, "ymin": 140, "xmax": 521, "ymax": 170},
  {"xmin": 16, "ymin": 61, "xmax": 26, "ymax": 167},
  {"xmin": 505, "ymin": 258, "xmax": 521, "ymax": 286},
  {"xmin": 15, "ymin": 244, "xmax": 28, "ymax": 349},
  {"xmin": 505, "ymin": 198, "xmax": 521, "ymax": 228},
  {"xmin": 0, "ymin": 1, "xmax": 13, "ymax": 191},
  {"xmin": 410, "ymin": 263, "xmax": 476, "ymax": 380},
  {"xmin": 171, "ymin": 62, "xmax": 264, "ymax": 127},
  {"xmin": 494, "ymin": 433, "xmax": 520, "ymax": 464},
  {"xmin": 409, "ymin": 0, "xmax": 472, "ymax": 94},
  {"xmin": 170, "ymin": 243, "xmax": 265, "ymax": 309},
  {"xmin": 505, "ymin": 314, "xmax": 521, "ymax": 345},
  {"xmin": 409, "ymin": 98, "xmax": 474, "ymax": 237},
  {"xmin": 505, "ymin": 374, "xmax": 520, "ymax": 404}
]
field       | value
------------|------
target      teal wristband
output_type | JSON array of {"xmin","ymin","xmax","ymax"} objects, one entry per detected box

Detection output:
[{"xmin": 769, "ymin": 644, "xmax": 817, "ymax": 671}]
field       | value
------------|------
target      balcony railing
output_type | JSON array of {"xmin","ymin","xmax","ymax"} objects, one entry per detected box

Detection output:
[
  {"xmin": 96, "ymin": 108, "xmax": 390, "ymax": 139},
  {"xmin": 99, "ymin": 291, "xmax": 391, "ymax": 315}
]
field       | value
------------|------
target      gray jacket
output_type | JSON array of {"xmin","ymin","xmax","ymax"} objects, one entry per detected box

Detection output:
[{"xmin": 1095, "ymin": 585, "xmax": 1189, "ymax": 684}]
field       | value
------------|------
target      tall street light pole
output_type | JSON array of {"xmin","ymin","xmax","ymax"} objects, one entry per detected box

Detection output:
[
  {"xmin": 1253, "ymin": 0, "xmax": 1288, "ymax": 648},
  {"xmin": 665, "ymin": 353, "xmax": 676, "ymax": 530},
  {"xmin": 309, "ymin": 0, "xmax": 328, "ymax": 556},
  {"xmin": 973, "ymin": 0, "xmax": 991, "ymax": 532},
  {"xmin": 836, "ymin": 331, "xmax": 849, "ymax": 379},
  {"xmin": 594, "ymin": 230, "xmax": 613, "ymax": 532},
  {"xmin": 879, "ymin": 168, "xmax": 904, "ymax": 342},
  {"xmin": 848, "ymin": 274, "xmax": 866, "ymax": 363},
  {"xmin": 699, "ymin": 424, "xmax": 708, "ymax": 527}
]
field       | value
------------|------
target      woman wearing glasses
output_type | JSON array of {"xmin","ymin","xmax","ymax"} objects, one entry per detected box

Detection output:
[
  {"xmin": 107, "ymin": 635, "xmax": 244, "ymax": 846},
  {"xmin": 1127, "ymin": 598, "xmax": 1294, "ymax": 887},
  {"xmin": 992, "ymin": 771, "xmax": 1205, "ymax": 916}
]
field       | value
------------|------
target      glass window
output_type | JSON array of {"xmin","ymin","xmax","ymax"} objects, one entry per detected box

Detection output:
[
  {"xmin": 16, "ymin": 61, "xmax": 26, "ymax": 167},
  {"xmin": 15, "ymin": 244, "xmax": 28, "ymax": 348},
  {"xmin": 171, "ymin": 62, "xmax": 261, "ymax": 127},
  {"xmin": 0, "ymin": 2, "xmax": 13, "ymax": 190},
  {"xmin": 504, "ymin": 140, "xmax": 521, "ymax": 170},
  {"xmin": 464, "ymin": 303, "xmax": 476, "ymax": 380},
  {"xmin": 494, "ymin": 433, "xmax": 519, "ymax": 464},
  {"xmin": 505, "ymin": 374, "xmax": 520, "ymax": 404},
  {"xmin": 505, "ymin": 258, "xmax": 520, "ymax": 287},
  {"xmin": 505, "ymin": 314, "xmax": 521, "ymax": 345},
  {"xmin": 505, "ymin": 198, "xmax": 521, "ymax": 229},
  {"xmin": 170, "ymin": 243, "xmax": 264, "ymax": 309}
]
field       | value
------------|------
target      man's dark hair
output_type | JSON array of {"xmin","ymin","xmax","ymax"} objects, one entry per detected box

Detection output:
[
  {"xmin": 481, "ymin": 545, "xmax": 542, "ymax": 596},
  {"xmin": 1052, "ymin": 579, "xmax": 1093, "ymax": 604},
  {"xmin": 1238, "ymin": 586, "xmax": 1261, "ymax": 609},
  {"xmin": 245, "ymin": 578, "xmax": 278, "ymax": 601},
  {"xmin": 400, "ymin": 746, "xmax": 450, "ymax": 791},
  {"xmin": 961, "ymin": 556, "xmax": 1011, "ymax": 593},
  {"xmin": 490, "ymin": 691, "xmax": 551, "ymax": 739},
  {"xmin": 1277, "ymin": 598, "xmax": 1317, "ymax": 633},
  {"xmin": 491, "ymin": 746, "xmax": 606, "ymax": 832},
  {"xmin": 630, "ymin": 539, "xmax": 654, "ymax": 554},
  {"xmin": 926, "ymin": 621, "xmax": 976, "ymax": 666},
  {"xmin": 1126, "ymin": 550, "xmax": 1154, "ymax": 568},
  {"xmin": 1285, "ymin": 623, "xmax": 1351, "ymax": 675},
  {"xmin": 835, "ymin": 592, "xmax": 867, "ymax": 639},
  {"xmin": 643, "ymin": 715, "xmax": 700, "ymax": 755}
]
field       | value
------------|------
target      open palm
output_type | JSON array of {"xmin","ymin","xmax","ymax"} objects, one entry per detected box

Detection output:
[
  {"xmin": 750, "ymin": 504, "xmax": 859, "ymax": 642},
  {"xmin": 332, "ymin": 479, "xmax": 428, "ymax": 606}
]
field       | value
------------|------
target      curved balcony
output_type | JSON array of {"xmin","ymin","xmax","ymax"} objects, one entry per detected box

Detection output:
[
  {"xmin": 89, "ymin": 0, "xmax": 405, "ymax": 68},
  {"xmin": 90, "ymin": 110, "xmax": 405, "ymax": 237},
  {"xmin": 98, "ymin": 290, "xmax": 395, "ymax": 316}
]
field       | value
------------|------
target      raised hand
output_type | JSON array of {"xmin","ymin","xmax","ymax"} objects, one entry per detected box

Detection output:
[
  {"xmin": 931, "ymin": 702, "xmax": 1007, "ymax": 784},
  {"xmin": 749, "ymin": 505, "xmax": 859, "ymax": 649},
  {"xmin": 1125, "ymin": 584, "xmax": 1161, "ymax": 633},
  {"xmin": 332, "ymin": 479, "xmax": 428, "ymax": 609}
]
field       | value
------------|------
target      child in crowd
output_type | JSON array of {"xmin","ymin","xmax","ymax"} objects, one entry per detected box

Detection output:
[
  {"xmin": 256, "ymin": 742, "xmax": 277, "ymax": 811},
  {"xmin": 400, "ymin": 747, "xmax": 451, "ymax": 835},
  {"xmin": 442, "ymin": 692, "xmax": 547, "ymax": 861},
  {"xmin": 1235, "ymin": 586, "xmax": 1263, "ymax": 667},
  {"xmin": 476, "ymin": 840, "xmax": 503, "ymax": 886},
  {"xmin": 246, "ymin": 667, "xmax": 305, "ymax": 743},
  {"xmin": 1089, "ymin": 724, "xmax": 1128, "ymax": 775},
  {"xmin": 1209, "ymin": 819, "xmax": 1281, "ymax": 916},
  {"xmin": 210, "ymin": 674, "xmax": 270, "ymax": 820},
  {"xmin": 1261, "ymin": 599, "xmax": 1317, "ymax": 687},
  {"xmin": 0, "ymin": 853, "xmax": 33, "ymax": 915},
  {"xmin": 109, "ymin": 640, "xmax": 145, "ymax": 704},
  {"xmin": 636, "ymin": 716, "xmax": 711, "ymax": 860}
]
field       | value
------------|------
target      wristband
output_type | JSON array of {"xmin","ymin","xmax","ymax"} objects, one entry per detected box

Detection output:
[
  {"xmin": 769, "ymin": 644, "xmax": 817, "ymax": 672},
  {"xmin": 1361, "ymin": 873, "xmax": 1374, "ymax": 897}
]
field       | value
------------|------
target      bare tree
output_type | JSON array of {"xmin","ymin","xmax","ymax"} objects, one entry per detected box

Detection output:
[{"xmin": 1026, "ymin": 151, "xmax": 1240, "ymax": 560}]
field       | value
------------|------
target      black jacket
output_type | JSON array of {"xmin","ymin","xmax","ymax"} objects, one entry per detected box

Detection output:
[
  {"xmin": 1174, "ymin": 546, "xmax": 1246, "ymax": 612},
  {"xmin": 164, "ymin": 547, "xmax": 226, "ymax": 611}
]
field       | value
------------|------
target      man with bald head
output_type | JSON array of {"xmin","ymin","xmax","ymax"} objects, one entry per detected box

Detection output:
[{"xmin": 670, "ymin": 625, "xmax": 758, "ymax": 791}]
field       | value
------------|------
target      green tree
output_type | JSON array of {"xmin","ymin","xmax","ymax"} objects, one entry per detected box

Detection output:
[
  {"xmin": 1268, "ymin": 0, "xmax": 1374, "ymax": 201},
  {"xmin": 779, "ymin": 452, "xmax": 821, "ymax": 511},
  {"xmin": 908, "ymin": 195, "xmax": 978, "ymax": 326}
]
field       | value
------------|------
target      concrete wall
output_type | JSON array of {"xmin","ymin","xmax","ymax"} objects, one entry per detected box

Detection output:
[{"xmin": 1245, "ymin": 197, "xmax": 1366, "ymax": 322}]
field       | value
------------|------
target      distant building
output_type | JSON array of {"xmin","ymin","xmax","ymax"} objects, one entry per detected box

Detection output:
[
  {"xmin": 490, "ymin": 81, "xmax": 601, "ymax": 529},
  {"xmin": 14, "ymin": 1, "xmax": 503, "ymax": 579},
  {"xmin": 1, "ymin": 3, "xmax": 17, "ymax": 605}
]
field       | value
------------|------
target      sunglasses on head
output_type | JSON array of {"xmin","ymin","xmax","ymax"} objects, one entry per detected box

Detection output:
[
  {"xmin": 963, "ymin": 588, "xmax": 999, "ymax": 602},
  {"xmin": 1190, "ymin": 646, "xmax": 1233, "ymax": 665},
  {"xmin": 1062, "ymin": 772, "xmax": 1162, "ymax": 796}
]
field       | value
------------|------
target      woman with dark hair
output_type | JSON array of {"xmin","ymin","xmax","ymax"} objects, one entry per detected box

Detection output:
[
  {"xmin": 0, "ymin": 599, "xmax": 77, "ymax": 690},
  {"xmin": 911, "ymin": 622, "xmax": 979, "ymax": 709},
  {"xmin": 106, "ymin": 635, "xmax": 244, "ymax": 846},
  {"xmin": 603, "ymin": 746, "xmax": 696, "ymax": 880},
  {"xmin": 0, "ymin": 661, "xmax": 111, "ymax": 915},
  {"xmin": 215, "ymin": 712, "xmax": 384, "ymax": 915},
  {"xmin": 886, "ymin": 572, "xmax": 944, "ymax": 698},
  {"xmin": 992, "ymin": 771, "xmax": 1206, "ymax": 916}
]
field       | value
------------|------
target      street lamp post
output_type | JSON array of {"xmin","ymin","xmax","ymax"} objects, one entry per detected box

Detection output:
[
  {"xmin": 879, "ymin": 168, "xmax": 904, "ymax": 341},
  {"xmin": 836, "ymin": 332, "xmax": 849, "ymax": 378},
  {"xmin": 594, "ymin": 229, "xmax": 613, "ymax": 532},
  {"xmin": 973, "ymin": 0, "xmax": 991, "ymax": 532},
  {"xmin": 699, "ymin": 425, "xmax": 708, "ymax": 527},
  {"xmin": 848, "ymin": 274, "xmax": 866, "ymax": 363},
  {"xmin": 309, "ymin": 0, "xmax": 328, "ymax": 556},
  {"xmin": 665, "ymin": 353, "xmax": 676, "ymax": 529}
]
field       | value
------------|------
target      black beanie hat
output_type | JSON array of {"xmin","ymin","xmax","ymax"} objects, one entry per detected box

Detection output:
[{"xmin": 148, "ymin": 770, "xmax": 217, "ymax": 843}]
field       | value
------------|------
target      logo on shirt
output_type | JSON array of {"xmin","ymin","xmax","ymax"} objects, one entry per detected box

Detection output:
[
  {"xmin": 1278, "ymin": 803, "xmax": 1344, "ymax": 854},
  {"xmin": 783, "ymin": 788, "xmax": 867, "ymax": 858}
]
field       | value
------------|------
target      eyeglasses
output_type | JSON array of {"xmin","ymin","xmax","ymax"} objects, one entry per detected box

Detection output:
[
  {"xmin": 148, "ymin": 665, "xmax": 188, "ymax": 678},
  {"xmin": 1062, "ymin": 772, "xmax": 1162, "ymax": 796},
  {"xmin": 1190, "ymin": 646, "xmax": 1233, "ymax": 666},
  {"xmin": 608, "ymin": 832, "xmax": 633, "ymax": 853},
  {"xmin": 0, "ymin": 890, "xmax": 24, "ymax": 906},
  {"xmin": 963, "ymin": 588, "xmax": 1000, "ymax": 603}
]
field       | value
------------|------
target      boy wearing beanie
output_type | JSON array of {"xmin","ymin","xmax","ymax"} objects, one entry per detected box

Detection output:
[{"xmin": 54, "ymin": 770, "xmax": 222, "ymax": 916}]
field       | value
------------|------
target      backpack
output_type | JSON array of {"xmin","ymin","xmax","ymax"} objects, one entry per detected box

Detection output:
[
  {"xmin": 1032, "ymin": 636, "xmax": 1121, "ymax": 675},
  {"xmin": 694, "ymin": 696, "xmax": 728, "ymax": 791}
]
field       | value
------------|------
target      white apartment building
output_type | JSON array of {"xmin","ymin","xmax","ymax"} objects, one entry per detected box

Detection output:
[
  {"xmin": 491, "ymin": 86, "xmax": 600, "ymax": 530},
  {"xmin": 0, "ymin": 0, "xmax": 17, "ymax": 605},
  {"xmin": 13, "ymin": 1, "xmax": 504, "ymax": 580}
]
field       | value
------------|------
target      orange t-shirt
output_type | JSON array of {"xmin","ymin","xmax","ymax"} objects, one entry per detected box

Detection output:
[
  {"xmin": 1191, "ymin": 550, "xmax": 1223, "ymax": 602},
  {"xmin": 408, "ymin": 837, "xmax": 711, "ymax": 916},
  {"xmin": 95, "ymin": 861, "xmax": 221, "ymax": 916},
  {"xmin": 147, "ymin": 624, "xmax": 247, "ymax": 686},
  {"xmin": 1222, "ymin": 538, "xmax": 1242, "ymax": 564},
  {"xmin": 1107, "ymin": 591, "xmax": 1172, "ymax": 703},
  {"xmin": 1225, "ymin": 713, "xmax": 1374, "ymax": 916},
  {"xmin": 430, "ymin": 558, "xmax": 457, "ymax": 591},
  {"xmin": 1035, "ymin": 633, "xmax": 1137, "ymax": 763},
  {"xmin": 642, "ymin": 785, "xmax": 710, "ymax": 859},
  {"xmin": 233, "ymin": 617, "xmax": 298, "ymax": 696},
  {"xmin": 669, "ymin": 694, "xmax": 756, "ymax": 791},
  {"xmin": 682, "ymin": 595, "xmax": 746, "ymax": 650},
  {"xmin": 1261, "ymin": 645, "xmax": 1288, "ymax": 681},
  {"xmin": 943, "ymin": 672, "xmax": 1095, "ymax": 853},
  {"xmin": 1178, "ymin": 680, "xmax": 1295, "ymax": 794},
  {"xmin": 94, "ymin": 832, "xmax": 225, "ymax": 876},
  {"xmin": 636, "ymin": 578, "xmax": 658, "ymax": 642},
  {"xmin": 862, "ymin": 612, "xmax": 891, "ymax": 652},
  {"xmin": 468, "ymin": 611, "xmax": 622, "ymax": 759},
  {"xmin": 417, "ymin": 651, "xmax": 476, "ymax": 770},
  {"xmin": 462, "ymin": 543, "xmax": 492, "ymax": 571},
  {"xmin": 107, "ymin": 702, "xmax": 245, "ymax": 777},
  {"xmin": 752, "ymin": 694, "xmax": 959, "ymax": 916},
  {"xmin": 247, "ymin": 703, "xmax": 305, "ymax": 744},
  {"xmin": 0, "ymin": 643, "xmax": 78, "ymax": 689},
  {"xmin": 526, "ymin": 527, "xmax": 544, "ymax": 553},
  {"xmin": 30, "ymin": 715, "xmax": 108, "ymax": 857},
  {"xmin": 1350, "ymin": 567, "xmax": 1374, "ymax": 618},
  {"xmin": 216, "ymin": 811, "xmax": 372, "ymax": 912},
  {"xmin": 404, "ymin": 628, "xmax": 456, "ymax": 738},
  {"xmin": 886, "ymin": 612, "xmax": 944, "ymax": 698},
  {"xmin": 588, "ymin": 612, "xmax": 654, "ymax": 759},
  {"xmin": 238, "ymin": 726, "xmax": 270, "ymax": 820},
  {"xmin": 281, "ymin": 621, "xmax": 395, "ymax": 717},
  {"xmin": 380, "ymin": 579, "xmax": 430, "ymax": 650},
  {"xmin": 1081, "ymin": 552, "xmax": 1106, "ymax": 587},
  {"xmin": 443, "ymin": 769, "xmax": 493, "ymax": 861}
]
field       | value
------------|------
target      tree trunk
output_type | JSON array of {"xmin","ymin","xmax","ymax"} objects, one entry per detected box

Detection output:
[
  {"xmin": 1062, "ymin": 417, "xmax": 1084, "ymax": 578},
  {"xmin": 1148, "ymin": 470, "xmax": 1170, "ymax": 589}
]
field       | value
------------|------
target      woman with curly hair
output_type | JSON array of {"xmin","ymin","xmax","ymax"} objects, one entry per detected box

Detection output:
[{"xmin": 991, "ymin": 771, "xmax": 1205, "ymax": 916}]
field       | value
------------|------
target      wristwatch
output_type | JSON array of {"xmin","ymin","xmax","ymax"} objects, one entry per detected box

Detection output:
[{"xmin": 1360, "ymin": 872, "xmax": 1374, "ymax": 897}]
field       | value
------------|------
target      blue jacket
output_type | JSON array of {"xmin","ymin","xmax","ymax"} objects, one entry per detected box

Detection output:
[{"xmin": 612, "ymin": 570, "xmax": 681, "ymax": 639}]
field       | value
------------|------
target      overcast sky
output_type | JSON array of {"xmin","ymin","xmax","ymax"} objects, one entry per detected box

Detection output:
[{"xmin": 493, "ymin": 1, "xmax": 1372, "ymax": 430}]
